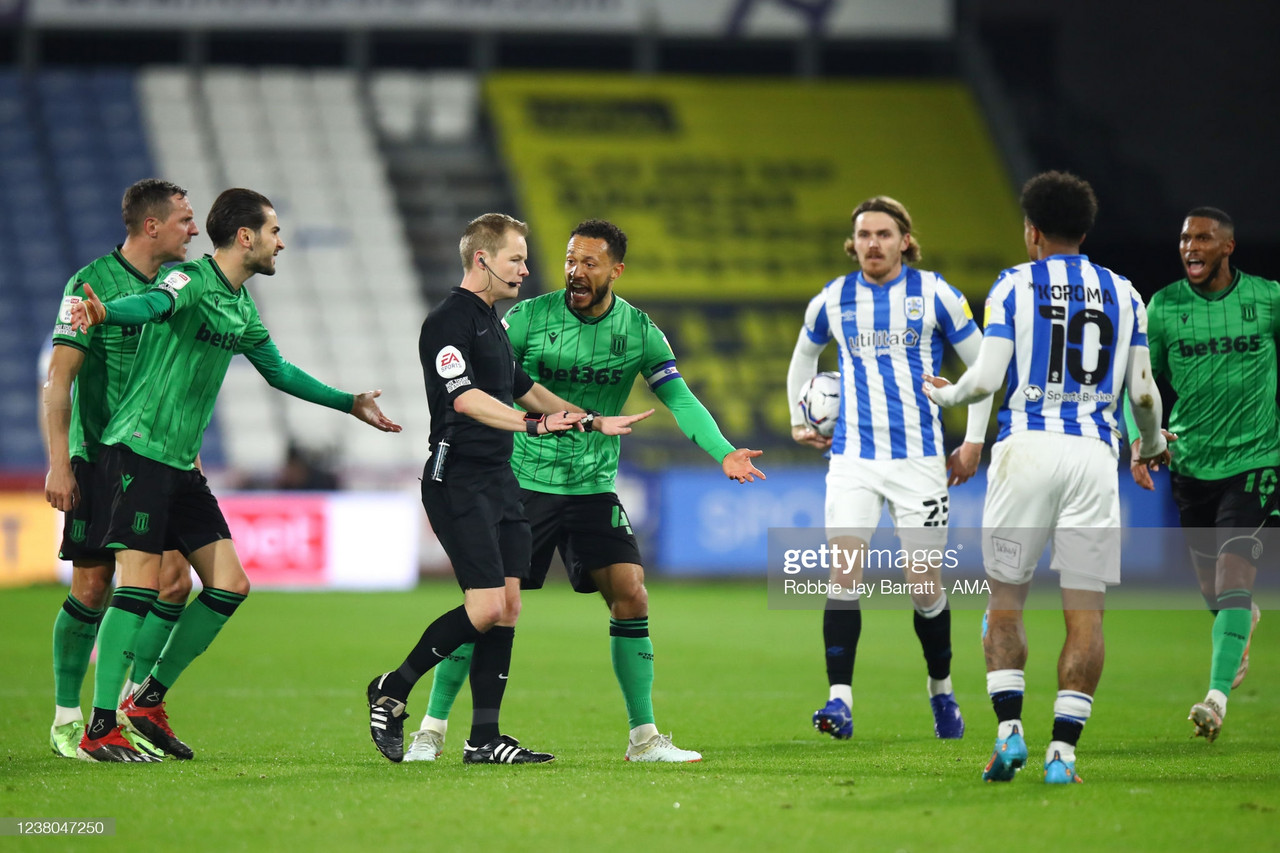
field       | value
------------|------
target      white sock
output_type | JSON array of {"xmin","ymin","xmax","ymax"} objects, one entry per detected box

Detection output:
[
  {"xmin": 829, "ymin": 684, "xmax": 853, "ymax": 709},
  {"xmin": 927, "ymin": 676, "xmax": 953, "ymax": 697},
  {"xmin": 420, "ymin": 714, "xmax": 448, "ymax": 735},
  {"xmin": 629, "ymin": 723, "xmax": 659, "ymax": 746},
  {"xmin": 1046, "ymin": 739, "xmax": 1075, "ymax": 764},
  {"xmin": 1053, "ymin": 690, "xmax": 1092, "ymax": 726},
  {"xmin": 989, "ymin": 670, "xmax": 1025, "ymax": 740},
  {"xmin": 986, "ymin": 669, "xmax": 1025, "ymax": 695},
  {"xmin": 1206, "ymin": 689, "xmax": 1228, "ymax": 715},
  {"xmin": 997, "ymin": 719, "xmax": 1022, "ymax": 739},
  {"xmin": 120, "ymin": 679, "xmax": 139, "ymax": 705},
  {"xmin": 53, "ymin": 705, "xmax": 83, "ymax": 727}
]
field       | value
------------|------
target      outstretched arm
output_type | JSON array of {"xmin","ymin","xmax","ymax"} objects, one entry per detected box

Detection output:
[
  {"xmin": 243, "ymin": 341, "xmax": 401, "ymax": 432},
  {"xmin": 455, "ymin": 388, "xmax": 588, "ymax": 435},
  {"xmin": 653, "ymin": 376, "xmax": 765, "ymax": 482},
  {"xmin": 67, "ymin": 283, "xmax": 174, "ymax": 332},
  {"xmin": 945, "ymin": 333, "xmax": 994, "ymax": 486},
  {"xmin": 923, "ymin": 336, "xmax": 1013, "ymax": 408},
  {"xmin": 513, "ymin": 385, "xmax": 653, "ymax": 436}
]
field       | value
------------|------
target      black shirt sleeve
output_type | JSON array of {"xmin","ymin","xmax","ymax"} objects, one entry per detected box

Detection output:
[
  {"xmin": 422, "ymin": 311, "xmax": 478, "ymax": 405},
  {"xmin": 513, "ymin": 365, "xmax": 534, "ymax": 400}
]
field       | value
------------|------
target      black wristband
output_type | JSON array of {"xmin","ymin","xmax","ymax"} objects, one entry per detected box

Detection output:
[
  {"xmin": 580, "ymin": 411, "xmax": 598, "ymax": 432},
  {"xmin": 524, "ymin": 412, "xmax": 543, "ymax": 436}
]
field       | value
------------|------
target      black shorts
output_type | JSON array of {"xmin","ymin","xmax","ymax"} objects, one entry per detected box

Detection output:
[
  {"xmin": 58, "ymin": 458, "xmax": 113, "ymax": 565},
  {"xmin": 1171, "ymin": 467, "xmax": 1280, "ymax": 563},
  {"xmin": 521, "ymin": 490, "xmax": 643, "ymax": 594},
  {"xmin": 421, "ymin": 458, "xmax": 530, "ymax": 591},
  {"xmin": 97, "ymin": 444, "xmax": 231, "ymax": 557}
]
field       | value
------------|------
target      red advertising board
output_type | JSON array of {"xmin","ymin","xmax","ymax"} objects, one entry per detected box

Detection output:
[{"xmin": 221, "ymin": 495, "xmax": 329, "ymax": 587}]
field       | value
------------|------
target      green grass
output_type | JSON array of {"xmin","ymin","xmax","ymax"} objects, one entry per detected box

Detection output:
[{"xmin": 2, "ymin": 581, "xmax": 1276, "ymax": 852}]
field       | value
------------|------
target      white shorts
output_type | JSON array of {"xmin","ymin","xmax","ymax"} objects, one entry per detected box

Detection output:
[
  {"xmin": 825, "ymin": 454, "xmax": 949, "ymax": 550},
  {"xmin": 982, "ymin": 431, "xmax": 1121, "ymax": 591}
]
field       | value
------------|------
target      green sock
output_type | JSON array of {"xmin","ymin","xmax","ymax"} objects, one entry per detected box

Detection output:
[
  {"xmin": 131, "ymin": 599, "xmax": 186, "ymax": 684},
  {"xmin": 1209, "ymin": 589, "xmax": 1253, "ymax": 695},
  {"xmin": 91, "ymin": 587, "xmax": 157, "ymax": 712},
  {"xmin": 610, "ymin": 617, "xmax": 655, "ymax": 729},
  {"xmin": 52, "ymin": 595, "xmax": 104, "ymax": 708},
  {"xmin": 153, "ymin": 588, "xmax": 246, "ymax": 689},
  {"xmin": 426, "ymin": 642, "xmax": 473, "ymax": 720}
]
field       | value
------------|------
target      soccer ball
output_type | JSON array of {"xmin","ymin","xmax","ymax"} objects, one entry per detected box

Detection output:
[{"xmin": 798, "ymin": 371, "xmax": 841, "ymax": 437}]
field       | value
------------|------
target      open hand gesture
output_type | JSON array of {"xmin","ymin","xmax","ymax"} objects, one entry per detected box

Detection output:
[
  {"xmin": 351, "ymin": 390, "xmax": 402, "ymax": 432},
  {"xmin": 723, "ymin": 448, "xmax": 765, "ymax": 483}
]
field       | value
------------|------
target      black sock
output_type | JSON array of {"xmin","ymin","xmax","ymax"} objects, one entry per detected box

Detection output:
[
  {"xmin": 88, "ymin": 707, "xmax": 117, "ymax": 741},
  {"xmin": 383, "ymin": 605, "xmax": 482, "ymax": 701},
  {"xmin": 1051, "ymin": 718, "xmax": 1084, "ymax": 747},
  {"xmin": 469, "ymin": 625, "xmax": 515, "ymax": 745},
  {"xmin": 991, "ymin": 691, "xmax": 1023, "ymax": 724},
  {"xmin": 1202, "ymin": 591, "xmax": 1220, "ymax": 617},
  {"xmin": 823, "ymin": 602, "xmax": 862, "ymax": 686},
  {"xmin": 913, "ymin": 608, "xmax": 953, "ymax": 681},
  {"xmin": 131, "ymin": 674, "xmax": 170, "ymax": 709}
]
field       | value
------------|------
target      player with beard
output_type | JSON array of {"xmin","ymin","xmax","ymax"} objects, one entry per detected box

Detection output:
[
  {"xmin": 1126, "ymin": 207, "xmax": 1276, "ymax": 741},
  {"xmin": 67, "ymin": 187, "xmax": 401, "ymax": 762},
  {"xmin": 788, "ymin": 196, "xmax": 989, "ymax": 744},
  {"xmin": 43, "ymin": 179, "xmax": 199, "ymax": 758},
  {"xmin": 402, "ymin": 218, "xmax": 763, "ymax": 763}
]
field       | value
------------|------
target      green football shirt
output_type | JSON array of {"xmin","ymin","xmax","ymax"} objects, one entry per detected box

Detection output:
[
  {"xmin": 102, "ymin": 256, "xmax": 271, "ymax": 470},
  {"xmin": 50, "ymin": 249, "xmax": 155, "ymax": 463},
  {"xmin": 504, "ymin": 291, "xmax": 677, "ymax": 494},
  {"xmin": 1146, "ymin": 270, "xmax": 1280, "ymax": 479}
]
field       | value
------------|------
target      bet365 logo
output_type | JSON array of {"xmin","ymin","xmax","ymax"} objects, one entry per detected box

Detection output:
[
  {"xmin": 1177, "ymin": 334, "xmax": 1261, "ymax": 357},
  {"xmin": 195, "ymin": 321, "xmax": 242, "ymax": 351},
  {"xmin": 537, "ymin": 360, "xmax": 624, "ymax": 386}
]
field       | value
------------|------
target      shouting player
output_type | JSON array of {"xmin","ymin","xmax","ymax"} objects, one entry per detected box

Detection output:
[
  {"xmin": 403, "ymin": 218, "xmax": 763, "ymax": 763},
  {"xmin": 1127, "ymin": 207, "xmax": 1275, "ymax": 741}
]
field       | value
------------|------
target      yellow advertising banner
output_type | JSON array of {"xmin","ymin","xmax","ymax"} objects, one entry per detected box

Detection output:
[
  {"xmin": 0, "ymin": 493, "xmax": 59, "ymax": 587},
  {"xmin": 487, "ymin": 74, "xmax": 1025, "ymax": 303}
]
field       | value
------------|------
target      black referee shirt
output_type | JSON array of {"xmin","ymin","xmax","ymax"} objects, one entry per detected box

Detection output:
[{"xmin": 420, "ymin": 287, "xmax": 534, "ymax": 464}]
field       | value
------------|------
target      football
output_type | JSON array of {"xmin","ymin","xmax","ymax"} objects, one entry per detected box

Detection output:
[{"xmin": 798, "ymin": 371, "xmax": 841, "ymax": 437}]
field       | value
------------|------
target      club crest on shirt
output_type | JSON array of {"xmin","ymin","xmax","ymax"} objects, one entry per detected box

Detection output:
[
  {"xmin": 435, "ymin": 346, "xmax": 466, "ymax": 379},
  {"xmin": 904, "ymin": 296, "xmax": 925, "ymax": 321}
]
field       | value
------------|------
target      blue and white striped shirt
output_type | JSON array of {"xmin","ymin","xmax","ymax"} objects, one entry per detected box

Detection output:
[
  {"xmin": 984, "ymin": 254, "xmax": 1147, "ymax": 453},
  {"xmin": 803, "ymin": 266, "xmax": 979, "ymax": 459}
]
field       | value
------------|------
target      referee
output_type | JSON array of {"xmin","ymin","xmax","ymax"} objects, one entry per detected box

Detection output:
[{"xmin": 366, "ymin": 213, "xmax": 651, "ymax": 765}]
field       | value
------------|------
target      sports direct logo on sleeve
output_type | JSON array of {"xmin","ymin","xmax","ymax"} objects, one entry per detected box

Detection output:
[{"xmin": 436, "ymin": 346, "xmax": 466, "ymax": 378}]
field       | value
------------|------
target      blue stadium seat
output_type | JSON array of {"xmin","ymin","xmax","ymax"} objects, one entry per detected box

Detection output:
[{"xmin": 0, "ymin": 67, "xmax": 196, "ymax": 474}]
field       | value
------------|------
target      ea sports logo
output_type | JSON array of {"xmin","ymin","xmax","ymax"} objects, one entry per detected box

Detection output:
[
  {"xmin": 436, "ymin": 346, "xmax": 466, "ymax": 379},
  {"xmin": 1023, "ymin": 385, "xmax": 1044, "ymax": 402}
]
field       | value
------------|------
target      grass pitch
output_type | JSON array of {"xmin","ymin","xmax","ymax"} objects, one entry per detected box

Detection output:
[{"xmin": 2, "ymin": 581, "xmax": 1277, "ymax": 852}]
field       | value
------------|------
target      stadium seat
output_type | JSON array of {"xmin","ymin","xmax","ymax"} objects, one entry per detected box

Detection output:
[{"xmin": 121, "ymin": 66, "xmax": 428, "ymax": 482}]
